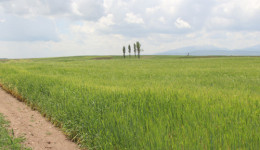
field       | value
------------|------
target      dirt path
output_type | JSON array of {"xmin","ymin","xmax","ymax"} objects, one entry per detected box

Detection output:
[{"xmin": 0, "ymin": 88, "xmax": 80, "ymax": 150}]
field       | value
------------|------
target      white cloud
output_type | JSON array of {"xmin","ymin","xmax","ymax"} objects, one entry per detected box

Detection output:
[
  {"xmin": 73, "ymin": 0, "xmax": 104, "ymax": 20},
  {"xmin": 159, "ymin": 17, "xmax": 166, "ymax": 23},
  {"xmin": 213, "ymin": 0, "xmax": 260, "ymax": 17},
  {"xmin": 70, "ymin": 14, "xmax": 115, "ymax": 35},
  {"xmin": 0, "ymin": 15, "xmax": 59, "ymax": 41},
  {"xmin": 71, "ymin": 22, "xmax": 96, "ymax": 34},
  {"xmin": 99, "ymin": 14, "xmax": 114, "ymax": 26},
  {"xmin": 0, "ymin": 0, "xmax": 260, "ymax": 58},
  {"xmin": 125, "ymin": 13, "xmax": 144, "ymax": 24},
  {"xmin": 160, "ymin": 0, "xmax": 182, "ymax": 15},
  {"xmin": 71, "ymin": 2, "xmax": 83, "ymax": 16},
  {"xmin": 0, "ymin": 0, "xmax": 104, "ymax": 20},
  {"xmin": 207, "ymin": 17, "xmax": 233, "ymax": 29},
  {"xmin": 146, "ymin": 6, "xmax": 160, "ymax": 14},
  {"xmin": 175, "ymin": 18, "xmax": 191, "ymax": 29}
]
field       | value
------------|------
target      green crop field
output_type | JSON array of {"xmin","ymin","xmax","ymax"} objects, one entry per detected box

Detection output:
[{"xmin": 0, "ymin": 56, "xmax": 259, "ymax": 149}]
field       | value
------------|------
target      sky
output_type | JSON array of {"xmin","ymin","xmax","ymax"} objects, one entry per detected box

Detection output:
[{"xmin": 0, "ymin": 0, "xmax": 260, "ymax": 58}]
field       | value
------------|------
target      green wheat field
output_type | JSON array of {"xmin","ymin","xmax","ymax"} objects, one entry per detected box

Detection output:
[{"xmin": 0, "ymin": 56, "xmax": 259, "ymax": 149}]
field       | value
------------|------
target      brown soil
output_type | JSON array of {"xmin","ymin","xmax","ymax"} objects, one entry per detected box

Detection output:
[
  {"xmin": 92, "ymin": 56, "xmax": 113, "ymax": 60},
  {"xmin": 0, "ymin": 88, "xmax": 80, "ymax": 150}
]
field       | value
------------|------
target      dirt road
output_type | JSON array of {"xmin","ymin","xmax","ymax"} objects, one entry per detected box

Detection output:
[{"xmin": 0, "ymin": 88, "xmax": 79, "ymax": 150}]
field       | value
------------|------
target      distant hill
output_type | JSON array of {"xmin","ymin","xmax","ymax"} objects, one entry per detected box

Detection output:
[{"xmin": 157, "ymin": 45, "xmax": 260, "ymax": 56}]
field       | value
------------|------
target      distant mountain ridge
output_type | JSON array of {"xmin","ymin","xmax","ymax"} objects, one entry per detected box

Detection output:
[{"xmin": 157, "ymin": 45, "xmax": 260, "ymax": 56}]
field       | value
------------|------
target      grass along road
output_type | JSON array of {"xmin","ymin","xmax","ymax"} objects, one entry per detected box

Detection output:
[
  {"xmin": 0, "ymin": 88, "xmax": 79, "ymax": 150},
  {"xmin": 0, "ymin": 113, "xmax": 29, "ymax": 150},
  {"xmin": 0, "ymin": 56, "xmax": 259, "ymax": 149}
]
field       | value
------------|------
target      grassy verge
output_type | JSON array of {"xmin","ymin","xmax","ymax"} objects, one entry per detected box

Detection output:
[
  {"xmin": 0, "ymin": 56, "xmax": 259, "ymax": 149},
  {"xmin": 0, "ymin": 114, "xmax": 29, "ymax": 150}
]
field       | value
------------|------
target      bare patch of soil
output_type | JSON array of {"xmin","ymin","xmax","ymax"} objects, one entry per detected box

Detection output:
[
  {"xmin": 92, "ymin": 57, "xmax": 113, "ymax": 60},
  {"xmin": 0, "ymin": 88, "xmax": 80, "ymax": 150}
]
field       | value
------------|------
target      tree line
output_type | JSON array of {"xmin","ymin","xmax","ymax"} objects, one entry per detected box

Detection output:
[{"xmin": 123, "ymin": 41, "xmax": 142, "ymax": 59}]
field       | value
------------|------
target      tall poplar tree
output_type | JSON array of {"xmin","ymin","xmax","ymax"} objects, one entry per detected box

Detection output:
[
  {"xmin": 136, "ymin": 41, "xmax": 141, "ymax": 59},
  {"xmin": 134, "ymin": 43, "xmax": 137, "ymax": 58},
  {"xmin": 123, "ymin": 46, "xmax": 126, "ymax": 58},
  {"xmin": 128, "ymin": 45, "xmax": 131, "ymax": 58}
]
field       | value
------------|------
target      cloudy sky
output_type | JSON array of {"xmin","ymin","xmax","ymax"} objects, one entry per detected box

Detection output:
[{"xmin": 0, "ymin": 0, "xmax": 260, "ymax": 58}]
